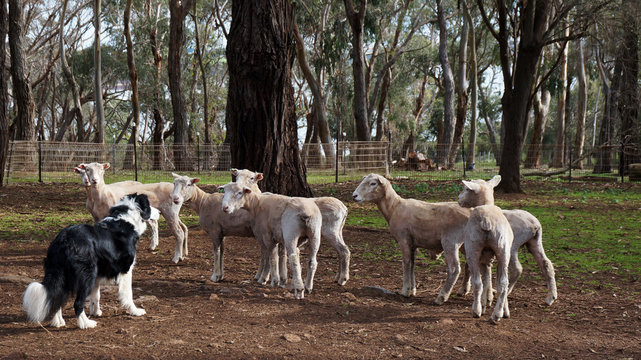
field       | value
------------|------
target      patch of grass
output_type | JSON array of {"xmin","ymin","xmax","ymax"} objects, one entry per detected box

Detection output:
[{"xmin": 0, "ymin": 211, "xmax": 91, "ymax": 242}]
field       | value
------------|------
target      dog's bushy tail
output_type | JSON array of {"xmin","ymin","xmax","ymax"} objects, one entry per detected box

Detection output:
[{"xmin": 23, "ymin": 270, "xmax": 67, "ymax": 323}]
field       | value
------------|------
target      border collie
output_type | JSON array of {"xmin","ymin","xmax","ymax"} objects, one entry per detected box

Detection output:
[{"xmin": 23, "ymin": 193, "xmax": 160, "ymax": 329}]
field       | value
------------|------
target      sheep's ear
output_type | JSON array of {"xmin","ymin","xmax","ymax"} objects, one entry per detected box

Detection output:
[
  {"xmin": 73, "ymin": 167, "xmax": 83, "ymax": 174},
  {"xmin": 103, "ymin": 162, "xmax": 111, "ymax": 170},
  {"xmin": 191, "ymin": 178, "xmax": 200, "ymax": 185},
  {"xmin": 216, "ymin": 185, "xmax": 225, "ymax": 192},
  {"xmin": 231, "ymin": 168, "xmax": 238, "ymax": 176},
  {"xmin": 256, "ymin": 172, "xmax": 263, "ymax": 181},
  {"xmin": 172, "ymin": 172, "xmax": 181, "ymax": 179},
  {"xmin": 488, "ymin": 175, "xmax": 502, "ymax": 188},
  {"xmin": 462, "ymin": 180, "xmax": 481, "ymax": 192},
  {"xmin": 243, "ymin": 187, "xmax": 252, "ymax": 194},
  {"xmin": 78, "ymin": 163, "xmax": 86, "ymax": 169}
]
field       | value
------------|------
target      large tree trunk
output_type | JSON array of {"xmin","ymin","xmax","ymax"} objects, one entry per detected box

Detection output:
[
  {"xmin": 618, "ymin": 0, "xmax": 641, "ymax": 173},
  {"xmin": 123, "ymin": 0, "xmax": 140, "ymax": 169},
  {"xmin": 447, "ymin": 7, "xmax": 470, "ymax": 168},
  {"xmin": 8, "ymin": 0, "xmax": 35, "ymax": 142},
  {"xmin": 168, "ymin": 0, "xmax": 195, "ymax": 171},
  {"xmin": 343, "ymin": 0, "xmax": 370, "ymax": 141},
  {"xmin": 436, "ymin": 0, "xmax": 456, "ymax": 168},
  {"xmin": 93, "ymin": 0, "xmax": 105, "ymax": 143},
  {"xmin": 593, "ymin": 40, "xmax": 619, "ymax": 174},
  {"xmin": 573, "ymin": 40, "xmax": 587, "ymax": 170},
  {"xmin": 226, "ymin": 0, "xmax": 312, "ymax": 196},
  {"xmin": 0, "ymin": 0, "xmax": 9, "ymax": 186}
]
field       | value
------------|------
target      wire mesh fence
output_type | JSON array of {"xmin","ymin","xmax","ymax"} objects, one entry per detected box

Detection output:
[{"xmin": 2, "ymin": 140, "xmax": 631, "ymax": 185}]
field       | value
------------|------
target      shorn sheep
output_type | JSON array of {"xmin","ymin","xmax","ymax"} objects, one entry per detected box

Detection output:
[
  {"xmin": 232, "ymin": 168, "xmax": 351, "ymax": 285},
  {"xmin": 457, "ymin": 175, "xmax": 557, "ymax": 306},
  {"xmin": 170, "ymin": 173, "xmax": 255, "ymax": 283},
  {"xmin": 459, "ymin": 175, "xmax": 513, "ymax": 323},
  {"xmin": 220, "ymin": 182, "xmax": 322, "ymax": 299},
  {"xmin": 352, "ymin": 173, "xmax": 471, "ymax": 304},
  {"xmin": 78, "ymin": 162, "xmax": 188, "ymax": 263}
]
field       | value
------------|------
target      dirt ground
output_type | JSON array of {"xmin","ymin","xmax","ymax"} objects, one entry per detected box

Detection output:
[{"xmin": 0, "ymin": 181, "xmax": 640, "ymax": 359}]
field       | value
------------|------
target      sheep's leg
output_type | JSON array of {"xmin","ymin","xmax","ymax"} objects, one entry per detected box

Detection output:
[
  {"xmin": 323, "ymin": 228, "xmax": 351, "ymax": 286},
  {"xmin": 148, "ymin": 219, "xmax": 159, "ymax": 250},
  {"xmin": 88, "ymin": 282, "xmax": 102, "ymax": 317},
  {"xmin": 210, "ymin": 235, "xmax": 224, "ymax": 282},
  {"xmin": 467, "ymin": 254, "xmax": 483, "ymax": 318},
  {"xmin": 304, "ymin": 236, "xmax": 321, "ymax": 295},
  {"xmin": 50, "ymin": 308, "xmax": 66, "ymax": 328},
  {"xmin": 457, "ymin": 263, "xmax": 471, "ymax": 296},
  {"xmin": 256, "ymin": 239, "xmax": 271, "ymax": 285},
  {"xmin": 490, "ymin": 252, "xmax": 510, "ymax": 324},
  {"xmin": 166, "ymin": 217, "xmax": 186, "ymax": 263},
  {"xmin": 278, "ymin": 243, "xmax": 288, "ymax": 287},
  {"xmin": 179, "ymin": 220, "xmax": 189, "ymax": 257},
  {"xmin": 286, "ymin": 241, "xmax": 305, "ymax": 300},
  {"xmin": 398, "ymin": 241, "xmax": 416, "ymax": 297},
  {"xmin": 117, "ymin": 265, "xmax": 146, "ymax": 316},
  {"xmin": 480, "ymin": 263, "xmax": 491, "ymax": 313},
  {"xmin": 254, "ymin": 255, "xmax": 266, "ymax": 282},
  {"xmin": 507, "ymin": 249, "xmax": 523, "ymax": 296},
  {"xmin": 268, "ymin": 243, "xmax": 281, "ymax": 288},
  {"xmin": 434, "ymin": 245, "xmax": 461, "ymax": 305},
  {"xmin": 527, "ymin": 239, "xmax": 558, "ymax": 306}
]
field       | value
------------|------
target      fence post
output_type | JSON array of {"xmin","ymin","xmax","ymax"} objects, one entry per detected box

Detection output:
[
  {"xmin": 568, "ymin": 147, "xmax": 572, "ymax": 183},
  {"xmin": 197, "ymin": 132, "xmax": 200, "ymax": 174},
  {"xmin": 6, "ymin": 141, "xmax": 14, "ymax": 185},
  {"xmin": 620, "ymin": 141, "xmax": 625, "ymax": 183},
  {"xmin": 462, "ymin": 141, "xmax": 466, "ymax": 179},
  {"xmin": 335, "ymin": 118, "xmax": 340, "ymax": 183},
  {"xmin": 112, "ymin": 136, "xmax": 116, "ymax": 176},
  {"xmin": 38, "ymin": 140, "xmax": 42, "ymax": 183},
  {"xmin": 134, "ymin": 136, "xmax": 138, "ymax": 182}
]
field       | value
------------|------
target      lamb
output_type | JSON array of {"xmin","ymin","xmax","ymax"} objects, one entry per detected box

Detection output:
[
  {"xmin": 352, "ymin": 173, "xmax": 471, "ymax": 304},
  {"xmin": 456, "ymin": 175, "xmax": 557, "ymax": 306},
  {"xmin": 219, "ymin": 182, "xmax": 322, "ymax": 299},
  {"xmin": 459, "ymin": 176, "xmax": 514, "ymax": 323},
  {"xmin": 171, "ymin": 173, "xmax": 256, "ymax": 283},
  {"xmin": 78, "ymin": 162, "xmax": 188, "ymax": 263},
  {"xmin": 232, "ymin": 168, "xmax": 351, "ymax": 285}
]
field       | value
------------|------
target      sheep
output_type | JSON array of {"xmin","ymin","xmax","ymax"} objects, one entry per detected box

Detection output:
[
  {"xmin": 352, "ymin": 173, "xmax": 471, "ymax": 304},
  {"xmin": 219, "ymin": 182, "xmax": 322, "ymax": 299},
  {"xmin": 459, "ymin": 177, "xmax": 514, "ymax": 323},
  {"xmin": 170, "ymin": 173, "xmax": 256, "ymax": 283},
  {"xmin": 456, "ymin": 175, "xmax": 558, "ymax": 306},
  {"xmin": 79, "ymin": 162, "xmax": 188, "ymax": 263},
  {"xmin": 232, "ymin": 168, "xmax": 351, "ymax": 285}
]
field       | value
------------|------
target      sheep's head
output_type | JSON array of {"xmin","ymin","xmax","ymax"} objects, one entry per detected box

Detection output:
[
  {"xmin": 220, "ymin": 182, "xmax": 252, "ymax": 214},
  {"xmin": 83, "ymin": 162, "xmax": 110, "ymax": 186},
  {"xmin": 73, "ymin": 164, "xmax": 91, "ymax": 186},
  {"xmin": 352, "ymin": 173, "xmax": 387, "ymax": 202},
  {"xmin": 232, "ymin": 168, "xmax": 263, "ymax": 187},
  {"xmin": 458, "ymin": 175, "xmax": 501, "ymax": 208},
  {"xmin": 172, "ymin": 172, "xmax": 199, "ymax": 205}
]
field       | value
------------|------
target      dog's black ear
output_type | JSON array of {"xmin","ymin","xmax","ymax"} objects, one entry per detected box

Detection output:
[{"xmin": 135, "ymin": 194, "xmax": 152, "ymax": 220}]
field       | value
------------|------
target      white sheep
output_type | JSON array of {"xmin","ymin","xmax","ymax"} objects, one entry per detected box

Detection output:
[
  {"xmin": 219, "ymin": 182, "xmax": 322, "ymax": 299},
  {"xmin": 457, "ymin": 175, "xmax": 557, "ymax": 306},
  {"xmin": 232, "ymin": 168, "xmax": 351, "ymax": 285},
  {"xmin": 352, "ymin": 173, "xmax": 471, "ymax": 304},
  {"xmin": 459, "ymin": 176, "xmax": 513, "ymax": 323},
  {"xmin": 171, "ymin": 173, "xmax": 256, "ymax": 282},
  {"xmin": 79, "ymin": 162, "xmax": 188, "ymax": 263}
]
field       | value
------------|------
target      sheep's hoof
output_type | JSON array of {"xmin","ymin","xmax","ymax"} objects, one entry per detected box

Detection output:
[
  {"xmin": 401, "ymin": 288, "xmax": 416, "ymax": 298},
  {"xmin": 129, "ymin": 307, "xmax": 146, "ymax": 316},
  {"xmin": 172, "ymin": 256, "xmax": 181, "ymax": 264},
  {"xmin": 294, "ymin": 289, "xmax": 305, "ymax": 300},
  {"xmin": 472, "ymin": 311, "xmax": 481, "ymax": 318},
  {"xmin": 545, "ymin": 294, "xmax": 557, "ymax": 306},
  {"xmin": 210, "ymin": 274, "xmax": 223, "ymax": 282},
  {"xmin": 489, "ymin": 316, "xmax": 501, "ymax": 325},
  {"xmin": 433, "ymin": 295, "xmax": 446, "ymax": 305},
  {"xmin": 335, "ymin": 273, "xmax": 349, "ymax": 286}
]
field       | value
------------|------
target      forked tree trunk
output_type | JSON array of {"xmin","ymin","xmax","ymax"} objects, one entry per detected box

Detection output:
[
  {"xmin": 436, "ymin": 0, "xmax": 456, "ymax": 168},
  {"xmin": 524, "ymin": 88, "xmax": 551, "ymax": 168},
  {"xmin": 226, "ymin": 0, "xmax": 312, "ymax": 196},
  {"xmin": 573, "ymin": 40, "xmax": 587, "ymax": 169},
  {"xmin": 93, "ymin": 0, "xmax": 105, "ymax": 144},
  {"xmin": 123, "ymin": 0, "xmax": 140, "ymax": 169}
]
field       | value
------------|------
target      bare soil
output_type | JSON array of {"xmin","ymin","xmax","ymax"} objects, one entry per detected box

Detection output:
[{"xmin": 1, "ymin": 181, "xmax": 640, "ymax": 359}]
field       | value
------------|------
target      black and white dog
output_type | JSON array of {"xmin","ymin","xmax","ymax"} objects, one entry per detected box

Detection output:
[{"xmin": 23, "ymin": 193, "xmax": 160, "ymax": 329}]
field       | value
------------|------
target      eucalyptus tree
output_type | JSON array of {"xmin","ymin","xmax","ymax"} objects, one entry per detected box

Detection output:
[
  {"xmin": 0, "ymin": 0, "xmax": 8, "ymax": 186},
  {"xmin": 226, "ymin": 0, "xmax": 312, "ymax": 196}
]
